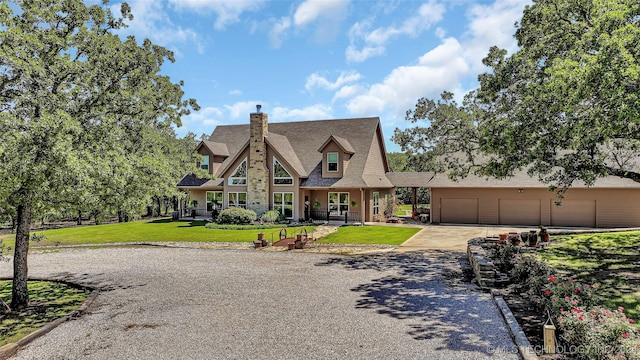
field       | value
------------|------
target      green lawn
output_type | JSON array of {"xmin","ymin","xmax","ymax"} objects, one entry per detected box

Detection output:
[
  {"xmin": 538, "ymin": 231, "xmax": 640, "ymax": 321},
  {"xmin": 0, "ymin": 281, "xmax": 90, "ymax": 346},
  {"xmin": 317, "ymin": 225, "xmax": 420, "ymax": 245},
  {"xmin": 0, "ymin": 218, "xmax": 314, "ymax": 248}
]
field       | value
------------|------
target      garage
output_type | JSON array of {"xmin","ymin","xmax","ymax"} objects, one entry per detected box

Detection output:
[
  {"xmin": 551, "ymin": 200, "xmax": 596, "ymax": 227},
  {"xmin": 440, "ymin": 198, "xmax": 478, "ymax": 223},
  {"xmin": 499, "ymin": 199, "xmax": 541, "ymax": 225}
]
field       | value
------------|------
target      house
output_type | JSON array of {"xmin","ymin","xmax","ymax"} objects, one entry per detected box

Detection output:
[
  {"xmin": 178, "ymin": 106, "xmax": 640, "ymax": 227},
  {"xmin": 177, "ymin": 106, "xmax": 395, "ymax": 223}
]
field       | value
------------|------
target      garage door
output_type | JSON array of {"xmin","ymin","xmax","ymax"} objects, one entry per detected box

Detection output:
[
  {"xmin": 499, "ymin": 199, "xmax": 541, "ymax": 225},
  {"xmin": 440, "ymin": 198, "xmax": 478, "ymax": 224},
  {"xmin": 551, "ymin": 200, "xmax": 596, "ymax": 227}
]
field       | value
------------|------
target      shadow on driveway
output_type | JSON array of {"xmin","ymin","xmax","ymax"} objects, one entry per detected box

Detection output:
[{"xmin": 316, "ymin": 251, "xmax": 509, "ymax": 355}]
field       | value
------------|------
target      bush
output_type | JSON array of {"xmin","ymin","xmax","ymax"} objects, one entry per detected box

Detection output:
[
  {"xmin": 216, "ymin": 207, "xmax": 257, "ymax": 225},
  {"xmin": 261, "ymin": 210, "xmax": 280, "ymax": 223},
  {"xmin": 489, "ymin": 242, "xmax": 520, "ymax": 274},
  {"xmin": 558, "ymin": 306, "xmax": 639, "ymax": 359}
]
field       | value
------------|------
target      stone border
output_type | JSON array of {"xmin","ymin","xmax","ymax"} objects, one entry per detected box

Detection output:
[
  {"xmin": 0, "ymin": 279, "xmax": 99, "ymax": 360},
  {"xmin": 493, "ymin": 295, "xmax": 539, "ymax": 360}
]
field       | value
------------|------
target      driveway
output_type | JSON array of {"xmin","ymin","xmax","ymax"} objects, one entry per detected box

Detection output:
[{"xmin": 0, "ymin": 247, "xmax": 518, "ymax": 359}]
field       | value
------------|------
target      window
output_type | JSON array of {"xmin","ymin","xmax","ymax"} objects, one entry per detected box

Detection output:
[
  {"xmin": 328, "ymin": 192, "xmax": 349, "ymax": 216},
  {"xmin": 228, "ymin": 158, "xmax": 247, "ymax": 185},
  {"xmin": 228, "ymin": 192, "xmax": 247, "ymax": 208},
  {"xmin": 273, "ymin": 158, "xmax": 293, "ymax": 185},
  {"xmin": 373, "ymin": 192, "xmax": 379, "ymax": 216},
  {"xmin": 206, "ymin": 191, "xmax": 223, "ymax": 212},
  {"xmin": 201, "ymin": 155, "xmax": 209, "ymax": 170},
  {"xmin": 327, "ymin": 152, "xmax": 338, "ymax": 172},
  {"xmin": 273, "ymin": 192, "xmax": 294, "ymax": 218}
]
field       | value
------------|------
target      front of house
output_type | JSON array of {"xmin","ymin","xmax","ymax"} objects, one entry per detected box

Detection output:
[
  {"xmin": 178, "ymin": 106, "xmax": 640, "ymax": 228},
  {"xmin": 177, "ymin": 107, "xmax": 395, "ymax": 223}
]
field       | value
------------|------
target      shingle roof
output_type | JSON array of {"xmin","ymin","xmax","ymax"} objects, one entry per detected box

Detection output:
[
  {"xmin": 198, "ymin": 140, "xmax": 229, "ymax": 157},
  {"xmin": 317, "ymin": 135, "xmax": 355, "ymax": 154},
  {"xmin": 177, "ymin": 174, "xmax": 224, "ymax": 188},
  {"xmin": 208, "ymin": 117, "xmax": 393, "ymax": 188},
  {"xmin": 386, "ymin": 171, "xmax": 640, "ymax": 188}
]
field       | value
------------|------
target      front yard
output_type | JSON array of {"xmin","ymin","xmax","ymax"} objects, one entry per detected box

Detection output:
[
  {"xmin": 0, "ymin": 219, "xmax": 417, "ymax": 249},
  {"xmin": 538, "ymin": 231, "xmax": 640, "ymax": 321}
]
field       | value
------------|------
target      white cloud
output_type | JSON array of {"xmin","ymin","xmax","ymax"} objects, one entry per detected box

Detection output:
[
  {"xmin": 293, "ymin": 0, "xmax": 349, "ymax": 26},
  {"xmin": 305, "ymin": 71, "xmax": 362, "ymax": 92},
  {"xmin": 333, "ymin": 84, "xmax": 364, "ymax": 101},
  {"xmin": 181, "ymin": 106, "xmax": 224, "ymax": 129},
  {"xmin": 228, "ymin": 89, "xmax": 243, "ymax": 96},
  {"xmin": 268, "ymin": 17, "xmax": 291, "ymax": 48},
  {"xmin": 167, "ymin": 0, "xmax": 264, "ymax": 30},
  {"xmin": 271, "ymin": 104, "xmax": 333, "ymax": 120},
  {"xmin": 463, "ymin": 0, "xmax": 529, "ymax": 73},
  {"xmin": 346, "ymin": 0, "xmax": 445, "ymax": 62},
  {"xmin": 225, "ymin": 101, "xmax": 264, "ymax": 119},
  {"xmin": 347, "ymin": 38, "xmax": 468, "ymax": 116},
  {"xmin": 115, "ymin": 1, "xmax": 204, "ymax": 53}
]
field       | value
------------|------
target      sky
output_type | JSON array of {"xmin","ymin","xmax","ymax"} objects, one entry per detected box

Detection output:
[{"xmin": 108, "ymin": 0, "xmax": 531, "ymax": 152}]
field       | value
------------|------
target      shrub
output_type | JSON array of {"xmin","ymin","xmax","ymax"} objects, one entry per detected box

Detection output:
[
  {"xmin": 216, "ymin": 207, "xmax": 257, "ymax": 225},
  {"xmin": 558, "ymin": 306, "xmax": 639, "ymax": 359},
  {"xmin": 261, "ymin": 210, "xmax": 280, "ymax": 223},
  {"xmin": 489, "ymin": 242, "xmax": 520, "ymax": 274}
]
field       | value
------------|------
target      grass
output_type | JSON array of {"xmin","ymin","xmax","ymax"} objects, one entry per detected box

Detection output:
[
  {"xmin": 395, "ymin": 204, "xmax": 430, "ymax": 216},
  {"xmin": 0, "ymin": 218, "xmax": 315, "ymax": 248},
  {"xmin": 0, "ymin": 281, "xmax": 90, "ymax": 346},
  {"xmin": 538, "ymin": 231, "xmax": 640, "ymax": 321},
  {"xmin": 317, "ymin": 225, "xmax": 420, "ymax": 246}
]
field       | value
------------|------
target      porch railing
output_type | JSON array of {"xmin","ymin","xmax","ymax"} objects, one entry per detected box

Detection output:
[{"xmin": 309, "ymin": 210, "xmax": 361, "ymax": 223}]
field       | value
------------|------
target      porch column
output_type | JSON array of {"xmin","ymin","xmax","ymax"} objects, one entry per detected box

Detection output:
[
  {"xmin": 360, "ymin": 188, "xmax": 365, "ymax": 224},
  {"xmin": 412, "ymin": 187, "xmax": 417, "ymax": 218}
]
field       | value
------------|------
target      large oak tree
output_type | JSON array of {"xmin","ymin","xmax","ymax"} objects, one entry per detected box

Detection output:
[
  {"xmin": 0, "ymin": 0, "xmax": 197, "ymax": 309},
  {"xmin": 395, "ymin": 0, "xmax": 640, "ymax": 193}
]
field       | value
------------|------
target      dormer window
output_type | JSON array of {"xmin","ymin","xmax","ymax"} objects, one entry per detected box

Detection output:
[
  {"xmin": 201, "ymin": 155, "xmax": 209, "ymax": 170},
  {"xmin": 327, "ymin": 152, "xmax": 339, "ymax": 172},
  {"xmin": 273, "ymin": 158, "xmax": 293, "ymax": 185},
  {"xmin": 228, "ymin": 158, "xmax": 247, "ymax": 185}
]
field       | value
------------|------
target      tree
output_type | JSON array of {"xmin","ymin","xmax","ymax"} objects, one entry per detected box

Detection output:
[
  {"xmin": 0, "ymin": 0, "xmax": 197, "ymax": 309},
  {"xmin": 396, "ymin": 0, "xmax": 640, "ymax": 195}
]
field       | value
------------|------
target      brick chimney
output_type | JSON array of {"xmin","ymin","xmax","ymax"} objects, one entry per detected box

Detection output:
[{"xmin": 248, "ymin": 105, "xmax": 269, "ymax": 215}]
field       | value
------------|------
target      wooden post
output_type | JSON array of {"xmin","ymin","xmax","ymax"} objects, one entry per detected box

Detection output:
[
  {"xmin": 412, "ymin": 187, "xmax": 417, "ymax": 218},
  {"xmin": 544, "ymin": 324, "xmax": 556, "ymax": 354}
]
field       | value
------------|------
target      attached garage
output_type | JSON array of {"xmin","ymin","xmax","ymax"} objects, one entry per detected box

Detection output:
[
  {"xmin": 499, "ymin": 199, "xmax": 541, "ymax": 226},
  {"xmin": 440, "ymin": 198, "xmax": 478, "ymax": 223},
  {"xmin": 551, "ymin": 200, "xmax": 596, "ymax": 227}
]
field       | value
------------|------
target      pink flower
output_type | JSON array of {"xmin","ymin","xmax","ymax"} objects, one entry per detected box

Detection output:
[
  {"xmin": 571, "ymin": 300, "xmax": 578, "ymax": 306},
  {"xmin": 560, "ymin": 307, "xmax": 564, "ymax": 311},
  {"xmin": 575, "ymin": 287, "xmax": 581, "ymax": 293},
  {"xmin": 585, "ymin": 284, "xmax": 590, "ymax": 288},
  {"xmin": 618, "ymin": 306, "xmax": 625, "ymax": 312},
  {"xmin": 549, "ymin": 276, "xmax": 557, "ymax": 282},
  {"xmin": 630, "ymin": 319, "xmax": 635, "ymax": 324},
  {"xmin": 565, "ymin": 296, "xmax": 570, "ymax": 301},
  {"xmin": 545, "ymin": 289, "xmax": 551, "ymax": 296},
  {"xmin": 573, "ymin": 308, "xmax": 581, "ymax": 313},
  {"xmin": 579, "ymin": 314, "xmax": 584, "ymax": 321},
  {"xmin": 622, "ymin": 333, "xmax": 629, "ymax": 339}
]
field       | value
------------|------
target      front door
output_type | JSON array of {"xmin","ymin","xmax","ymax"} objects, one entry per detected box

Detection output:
[{"xmin": 328, "ymin": 192, "xmax": 349, "ymax": 216}]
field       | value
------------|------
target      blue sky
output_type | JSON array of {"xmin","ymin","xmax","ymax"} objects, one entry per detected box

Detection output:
[{"xmin": 109, "ymin": 0, "xmax": 530, "ymax": 152}]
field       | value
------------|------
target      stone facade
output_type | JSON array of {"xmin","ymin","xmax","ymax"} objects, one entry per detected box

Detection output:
[{"xmin": 248, "ymin": 111, "xmax": 269, "ymax": 215}]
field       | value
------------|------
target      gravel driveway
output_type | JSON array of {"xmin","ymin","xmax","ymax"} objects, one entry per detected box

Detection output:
[{"xmin": 0, "ymin": 247, "xmax": 518, "ymax": 359}]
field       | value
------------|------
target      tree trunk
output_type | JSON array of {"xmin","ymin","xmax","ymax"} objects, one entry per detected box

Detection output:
[
  {"xmin": 117, "ymin": 210, "xmax": 123, "ymax": 223},
  {"xmin": 156, "ymin": 196, "xmax": 161, "ymax": 217},
  {"xmin": 12, "ymin": 202, "xmax": 32, "ymax": 310},
  {"xmin": 77, "ymin": 209, "xmax": 82, "ymax": 225}
]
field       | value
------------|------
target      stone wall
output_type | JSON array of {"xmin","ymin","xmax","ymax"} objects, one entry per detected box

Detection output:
[
  {"xmin": 248, "ymin": 112, "xmax": 269, "ymax": 215},
  {"xmin": 467, "ymin": 237, "xmax": 509, "ymax": 288}
]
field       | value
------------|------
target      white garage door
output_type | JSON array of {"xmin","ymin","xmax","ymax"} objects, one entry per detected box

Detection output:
[
  {"xmin": 551, "ymin": 200, "xmax": 596, "ymax": 227},
  {"xmin": 499, "ymin": 199, "xmax": 541, "ymax": 225},
  {"xmin": 440, "ymin": 198, "xmax": 478, "ymax": 224}
]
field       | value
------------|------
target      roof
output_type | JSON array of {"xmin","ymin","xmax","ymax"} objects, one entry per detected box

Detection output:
[
  {"xmin": 198, "ymin": 140, "xmax": 229, "ymax": 157},
  {"xmin": 317, "ymin": 135, "xmax": 355, "ymax": 154},
  {"xmin": 386, "ymin": 171, "xmax": 640, "ymax": 189},
  {"xmin": 208, "ymin": 117, "xmax": 393, "ymax": 188},
  {"xmin": 177, "ymin": 174, "xmax": 224, "ymax": 188}
]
